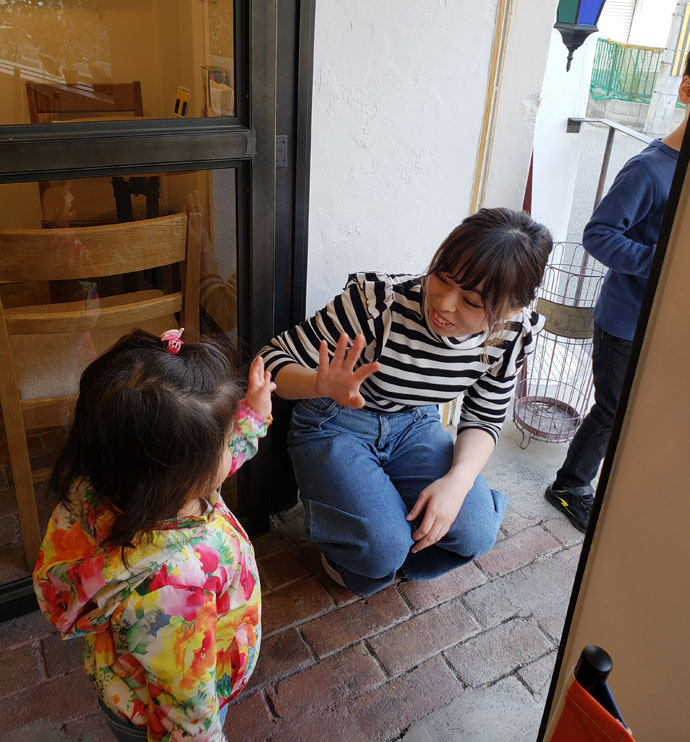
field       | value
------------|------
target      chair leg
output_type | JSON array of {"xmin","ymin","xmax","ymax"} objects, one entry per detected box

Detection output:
[
  {"xmin": 5, "ymin": 428, "xmax": 42, "ymax": 570},
  {"xmin": 0, "ymin": 312, "xmax": 43, "ymax": 569}
]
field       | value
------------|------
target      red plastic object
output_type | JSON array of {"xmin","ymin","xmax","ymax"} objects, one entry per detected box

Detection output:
[{"xmin": 551, "ymin": 678, "xmax": 635, "ymax": 742}]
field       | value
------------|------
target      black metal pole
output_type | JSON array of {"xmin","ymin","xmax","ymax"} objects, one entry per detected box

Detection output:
[
  {"xmin": 576, "ymin": 126, "xmax": 616, "ymax": 301},
  {"xmin": 594, "ymin": 126, "xmax": 616, "ymax": 210}
]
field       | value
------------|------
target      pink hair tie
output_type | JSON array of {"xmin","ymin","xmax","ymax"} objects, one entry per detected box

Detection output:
[{"xmin": 161, "ymin": 328, "xmax": 185, "ymax": 354}]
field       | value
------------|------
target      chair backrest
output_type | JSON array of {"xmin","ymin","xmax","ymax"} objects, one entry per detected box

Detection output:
[
  {"xmin": 0, "ymin": 209, "xmax": 200, "ymax": 568},
  {"xmin": 25, "ymin": 80, "xmax": 147, "ymax": 212},
  {"xmin": 26, "ymin": 81, "xmax": 144, "ymax": 123},
  {"xmin": 0, "ymin": 211, "xmax": 200, "ymax": 339}
]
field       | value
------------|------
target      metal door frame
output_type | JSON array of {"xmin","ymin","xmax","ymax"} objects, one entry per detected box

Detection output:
[{"xmin": 0, "ymin": 0, "xmax": 317, "ymax": 619}]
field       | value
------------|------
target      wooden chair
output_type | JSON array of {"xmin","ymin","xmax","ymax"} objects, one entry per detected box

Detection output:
[
  {"xmin": 25, "ymin": 81, "xmax": 158, "ymax": 225},
  {"xmin": 25, "ymin": 81, "xmax": 144, "ymax": 123},
  {"xmin": 0, "ymin": 209, "xmax": 201, "ymax": 568}
]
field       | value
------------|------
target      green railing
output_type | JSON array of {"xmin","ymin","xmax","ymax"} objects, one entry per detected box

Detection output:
[{"xmin": 590, "ymin": 38, "xmax": 663, "ymax": 105}]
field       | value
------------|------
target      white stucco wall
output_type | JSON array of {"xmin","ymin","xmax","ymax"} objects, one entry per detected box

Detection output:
[
  {"xmin": 306, "ymin": 0, "xmax": 498, "ymax": 315},
  {"xmin": 306, "ymin": 0, "xmax": 576, "ymax": 315},
  {"xmin": 531, "ymin": 30, "xmax": 598, "ymax": 242},
  {"xmin": 480, "ymin": 0, "xmax": 559, "ymax": 211}
]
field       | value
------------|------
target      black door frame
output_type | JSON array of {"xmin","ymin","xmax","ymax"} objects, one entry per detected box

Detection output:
[
  {"xmin": 0, "ymin": 0, "xmax": 315, "ymax": 618},
  {"xmin": 266, "ymin": 0, "xmax": 315, "ymax": 513}
]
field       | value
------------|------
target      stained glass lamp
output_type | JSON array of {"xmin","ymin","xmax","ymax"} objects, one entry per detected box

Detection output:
[{"xmin": 554, "ymin": 0, "xmax": 607, "ymax": 71}]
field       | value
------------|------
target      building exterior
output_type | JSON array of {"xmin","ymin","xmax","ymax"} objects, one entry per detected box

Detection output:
[
  {"xmin": 1, "ymin": 2, "xmax": 689, "ymax": 736},
  {"xmin": 0, "ymin": 0, "xmax": 571, "ymax": 613}
]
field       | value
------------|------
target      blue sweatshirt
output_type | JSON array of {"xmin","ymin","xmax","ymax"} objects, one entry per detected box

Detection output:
[{"xmin": 584, "ymin": 139, "xmax": 679, "ymax": 341}]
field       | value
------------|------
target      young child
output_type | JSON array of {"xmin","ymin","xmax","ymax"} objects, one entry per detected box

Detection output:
[
  {"xmin": 259, "ymin": 207, "xmax": 552, "ymax": 597},
  {"xmin": 33, "ymin": 328, "xmax": 275, "ymax": 741},
  {"xmin": 544, "ymin": 54, "xmax": 690, "ymax": 532}
]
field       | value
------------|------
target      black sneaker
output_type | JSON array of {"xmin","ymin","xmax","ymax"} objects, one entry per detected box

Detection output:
[{"xmin": 544, "ymin": 485, "xmax": 594, "ymax": 533}]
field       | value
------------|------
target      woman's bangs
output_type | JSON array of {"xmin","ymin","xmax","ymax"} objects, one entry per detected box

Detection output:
[{"xmin": 439, "ymin": 248, "xmax": 507, "ymax": 311}]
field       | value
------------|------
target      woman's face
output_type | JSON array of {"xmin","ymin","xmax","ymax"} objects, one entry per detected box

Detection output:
[{"xmin": 425, "ymin": 272, "xmax": 521, "ymax": 337}]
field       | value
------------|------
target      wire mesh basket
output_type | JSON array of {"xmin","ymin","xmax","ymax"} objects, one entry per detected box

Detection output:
[{"xmin": 513, "ymin": 243, "xmax": 607, "ymax": 448}]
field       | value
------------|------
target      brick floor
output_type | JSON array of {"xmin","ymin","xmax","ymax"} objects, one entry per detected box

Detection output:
[{"xmin": 0, "ymin": 499, "xmax": 583, "ymax": 741}]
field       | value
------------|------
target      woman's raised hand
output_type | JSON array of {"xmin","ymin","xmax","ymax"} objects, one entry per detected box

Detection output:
[{"xmin": 315, "ymin": 333, "xmax": 380, "ymax": 408}]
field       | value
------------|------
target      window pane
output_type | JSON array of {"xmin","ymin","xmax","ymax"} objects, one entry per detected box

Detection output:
[
  {"xmin": 0, "ymin": 0, "xmax": 235, "ymax": 125},
  {"xmin": 0, "ymin": 167, "xmax": 239, "ymax": 584}
]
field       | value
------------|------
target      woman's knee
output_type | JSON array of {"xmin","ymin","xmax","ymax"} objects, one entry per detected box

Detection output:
[
  {"xmin": 443, "ymin": 483, "xmax": 507, "ymax": 558},
  {"xmin": 358, "ymin": 526, "xmax": 412, "ymax": 578},
  {"xmin": 306, "ymin": 498, "xmax": 411, "ymax": 577},
  {"xmin": 465, "ymin": 520, "xmax": 501, "ymax": 558}
]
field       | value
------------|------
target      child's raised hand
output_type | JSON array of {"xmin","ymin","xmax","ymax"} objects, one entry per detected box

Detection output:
[
  {"xmin": 314, "ymin": 333, "xmax": 380, "ymax": 409},
  {"xmin": 245, "ymin": 356, "xmax": 277, "ymax": 419}
]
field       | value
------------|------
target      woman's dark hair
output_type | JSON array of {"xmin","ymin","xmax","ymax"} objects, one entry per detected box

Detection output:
[
  {"xmin": 50, "ymin": 329, "xmax": 243, "ymax": 549},
  {"xmin": 427, "ymin": 207, "xmax": 553, "ymax": 335}
]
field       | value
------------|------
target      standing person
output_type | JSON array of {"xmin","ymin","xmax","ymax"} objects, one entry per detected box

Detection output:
[
  {"xmin": 259, "ymin": 207, "xmax": 552, "ymax": 597},
  {"xmin": 544, "ymin": 56, "xmax": 690, "ymax": 533},
  {"xmin": 33, "ymin": 328, "xmax": 274, "ymax": 741}
]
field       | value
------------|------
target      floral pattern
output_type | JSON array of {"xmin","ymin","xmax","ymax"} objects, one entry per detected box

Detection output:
[
  {"xmin": 33, "ymin": 402, "xmax": 270, "ymax": 741},
  {"xmin": 228, "ymin": 400, "xmax": 272, "ymax": 476}
]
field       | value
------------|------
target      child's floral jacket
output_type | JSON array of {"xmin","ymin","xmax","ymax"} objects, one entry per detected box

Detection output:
[{"xmin": 33, "ymin": 401, "xmax": 270, "ymax": 741}]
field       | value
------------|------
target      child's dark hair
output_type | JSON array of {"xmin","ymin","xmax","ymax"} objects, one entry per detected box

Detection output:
[
  {"xmin": 427, "ymin": 207, "xmax": 553, "ymax": 334},
  {"xmin": 50, "ymin": 329, "xmax": 243, "ymax": 548}
]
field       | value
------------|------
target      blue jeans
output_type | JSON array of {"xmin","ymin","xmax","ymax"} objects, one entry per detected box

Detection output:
[
  {"xmin": 288, "ymin": 398, "xmax": 507, "ymax": 597},
  {"xmin": 99, "ymin": 699, "xmax": 229, "ymax": 741}
]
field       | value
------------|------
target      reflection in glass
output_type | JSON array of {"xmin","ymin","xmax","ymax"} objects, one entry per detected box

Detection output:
[
  {"xmin": 0, "ymin": 167, "xmax": 239, "ymax": 584},
  {"xmin": 0, "ymin": 0, "xmax": 236, "ymax": 125}
]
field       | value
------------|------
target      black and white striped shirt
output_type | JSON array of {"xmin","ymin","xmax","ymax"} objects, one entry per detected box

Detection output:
[{"xmin": 260, "ymin": 273, "xmax": 545, "ymax": 442}]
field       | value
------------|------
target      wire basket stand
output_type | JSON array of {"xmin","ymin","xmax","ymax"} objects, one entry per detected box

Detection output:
[{"xmin": 513, "ymin": 243, "xmax": 606, "ymax": 448}]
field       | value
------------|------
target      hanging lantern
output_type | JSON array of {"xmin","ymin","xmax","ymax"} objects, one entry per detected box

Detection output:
[{"xmin": 554, "ymin": 0, "xmax": 607, "ymax": 71}]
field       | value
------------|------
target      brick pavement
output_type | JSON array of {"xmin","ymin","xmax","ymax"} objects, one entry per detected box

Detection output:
[{"xmin": 1, "ymin": 498, "xmax": 583, "ymax": 742}]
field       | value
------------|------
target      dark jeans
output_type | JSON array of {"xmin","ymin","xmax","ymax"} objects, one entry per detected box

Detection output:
[{"xmin": 554, "ymin": 322, "xmax": 632, "ymax": 490}]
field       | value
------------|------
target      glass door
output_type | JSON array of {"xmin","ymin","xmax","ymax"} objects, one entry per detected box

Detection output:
[
  {"xmin": 0, "ymin": 0, "xmax": 279, "ymax": 615},
  {"xmin": 1, "ymin": 0, "xmax": 243, "ymax": 125}
]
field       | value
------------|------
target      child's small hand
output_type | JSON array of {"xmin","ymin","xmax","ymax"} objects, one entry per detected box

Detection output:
[{"xmin": 245, "ymin": 356, "xmax": 277, "ymax": 419}]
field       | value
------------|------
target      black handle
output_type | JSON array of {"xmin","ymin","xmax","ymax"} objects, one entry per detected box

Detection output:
[
  {"xmin": 575, "ymin": 644, "xmax": 613, "ymax": 692},
  {"xmin": 575, "ymin": 645, "xmax": 627, "ymax": 728}
]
